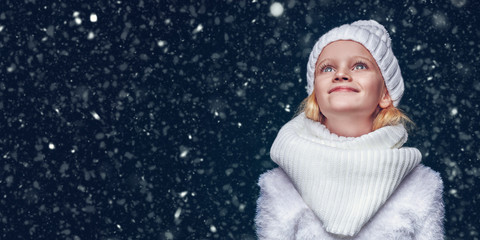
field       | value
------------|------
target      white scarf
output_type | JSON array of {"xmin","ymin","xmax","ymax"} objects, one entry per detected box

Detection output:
[{"xmin": 270, "ymin": 113, "xmax": 421, "ymax": 236}]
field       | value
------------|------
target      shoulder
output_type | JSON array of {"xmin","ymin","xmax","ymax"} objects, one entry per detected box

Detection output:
[
  {"xmin": 395, "ymin": 164, "xmax": 444, "ymax": 206},
  {"xmin": 257, "ymin": 168, "xmax": 298, "ymax": 195},
  {"xmin": 400, "ymin": 164, "xmax": 445, "ymax": 224},
  {"xmin": 256, "ymin": 168, "xmax": 309, "ymax": 221},
  {"xmin": 406, "ymin": 164, "xmax": 443, "ymax": 187},
  {"xmin": 380, "ymin": 164, "xmax": 444, "ymax": 218},
  {"xmin": 255, "ymin": 168, "xmax": 326, "ymax": 239},
  {"xmin": 359, "ymin": 164, "xmax": 444, "ymax": 238}
]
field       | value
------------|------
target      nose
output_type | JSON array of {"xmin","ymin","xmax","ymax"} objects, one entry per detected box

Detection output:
[{"xmin": 334, "ymin": 71, "xmax": 351, "ymax": 82}]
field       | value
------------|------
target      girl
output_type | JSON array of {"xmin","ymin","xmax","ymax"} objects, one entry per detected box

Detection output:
[{"xmin": 255, "ymin": 20, "xmax": 444, "ymax": 239}]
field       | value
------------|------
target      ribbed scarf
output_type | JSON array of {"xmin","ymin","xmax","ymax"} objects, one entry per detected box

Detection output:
[{"xmin": 270, "ymin": 113, "xmax": 421, "ymax": 236}]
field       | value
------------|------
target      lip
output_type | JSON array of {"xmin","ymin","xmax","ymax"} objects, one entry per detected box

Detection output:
[{"xmin": 328, "ymin": 86, "xmax": 359, "ymax": 94}]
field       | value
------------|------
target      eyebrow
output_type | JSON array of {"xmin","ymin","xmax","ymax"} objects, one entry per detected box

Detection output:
[{"xmin": 316, "ymin": 56, "xmax": 377, "ymax": 69}]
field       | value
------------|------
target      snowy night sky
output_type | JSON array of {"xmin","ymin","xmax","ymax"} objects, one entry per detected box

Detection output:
[{"xmin": 1, "ymin": 0, "xmax": 479, "ymax": 239}]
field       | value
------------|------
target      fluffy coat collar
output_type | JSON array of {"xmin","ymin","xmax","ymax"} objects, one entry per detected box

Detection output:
[
  {"xmin": 255, "ymin": 166, "xmax": 444, "ymax": 239},
  {"xmin": 269, "ymin": 113, "xmax": 422, "ymax": 236}
]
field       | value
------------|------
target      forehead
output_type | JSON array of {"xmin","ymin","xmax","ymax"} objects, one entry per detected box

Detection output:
[{"xmin": 318, "ymin": 40, "xmax": 374, "ymax": 61}]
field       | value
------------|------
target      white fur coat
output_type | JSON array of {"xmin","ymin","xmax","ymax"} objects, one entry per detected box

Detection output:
[{"xmin": 255, "ymin": 165, "xmax": 444, "ymax": 239}]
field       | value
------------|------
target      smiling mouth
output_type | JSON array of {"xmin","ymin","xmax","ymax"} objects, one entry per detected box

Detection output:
[{"xmin": 328, "ymin": 86, "xmax": 359, "ymax": 94}]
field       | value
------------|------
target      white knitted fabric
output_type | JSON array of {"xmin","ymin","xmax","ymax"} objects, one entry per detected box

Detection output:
[
  {"xmin": 255, "ymin": 166, "xmax": 445, "ymax": 239},
  {"xmin": 306, "ymin": 20, "xmax": 404, "ymax": 106},
  {"xmin": 270, "ymin": 113, "xmax": 422, "ymax": 236}
]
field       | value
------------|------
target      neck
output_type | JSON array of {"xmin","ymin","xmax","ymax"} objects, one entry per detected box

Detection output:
[{"xmin": 324, "ymin": 115, "xmax": 374, "ymax": 137}]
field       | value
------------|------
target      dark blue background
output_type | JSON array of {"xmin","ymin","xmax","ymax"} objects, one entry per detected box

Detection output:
[{"xmin": 1, "ymin": 0, "xmax": 479, "ymax": 239}]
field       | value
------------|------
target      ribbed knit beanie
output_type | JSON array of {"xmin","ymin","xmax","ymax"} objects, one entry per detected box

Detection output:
[{"xmin": 306, "ymin": 20, "xmax": 404, "ymax": 107}]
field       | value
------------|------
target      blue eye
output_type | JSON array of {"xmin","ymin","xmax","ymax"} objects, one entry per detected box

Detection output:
[
  {"xmin": 322, "ymin": 66, "xmax": 334, "ymax": 72},
  {"xmin": 354, "ymin": 62, "xmax": 367, "ymax": 70}
]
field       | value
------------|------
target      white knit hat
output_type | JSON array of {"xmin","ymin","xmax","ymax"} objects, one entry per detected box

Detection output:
[{"xmin": 306, "ymin": 20, "xmax": 404, "ymax": 107}]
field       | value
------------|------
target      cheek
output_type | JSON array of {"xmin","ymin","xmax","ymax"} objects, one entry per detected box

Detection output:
[
  {"xmin": 364, "ymin": 74, "xmax": 384, "ymax": 96},
  {"xmin": 314, "ymin": 76, "xmax": 328, "ymax": 91},
  {"xmin": 370, "ymin": 83, "xmax": 383, "ymax": 95},
  {"xmin": 314, "ymin": 87, "xmax": 327, "ymax": 111},
  {"xmin": 313, "ymin": 78, "xmax": 326, "ymax": 99}
]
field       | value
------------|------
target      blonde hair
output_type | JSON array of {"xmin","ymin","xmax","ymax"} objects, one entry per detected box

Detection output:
[{"xmin": 296, "ymin": 93, "xmax": 413, "ymax": 131}]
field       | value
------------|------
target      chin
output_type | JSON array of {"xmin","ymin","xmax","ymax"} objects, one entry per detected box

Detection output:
[
  {"xmin": 321, "ymin": 104, "xmax": 368, "ymax": 116},
  {"xmin": 328, "ymin": 103, "xmax": 361, "ymax": 111}
]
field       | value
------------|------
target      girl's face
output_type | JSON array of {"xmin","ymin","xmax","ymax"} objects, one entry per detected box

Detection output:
[{"xmin": 314, "ymin": 40, "xmax": 391, "ymax": 120}]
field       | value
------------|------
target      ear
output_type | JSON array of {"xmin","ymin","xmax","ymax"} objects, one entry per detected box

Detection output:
[{"xmin": 379, "ymin": 90, "xmax": 392, "ymax": 109}]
